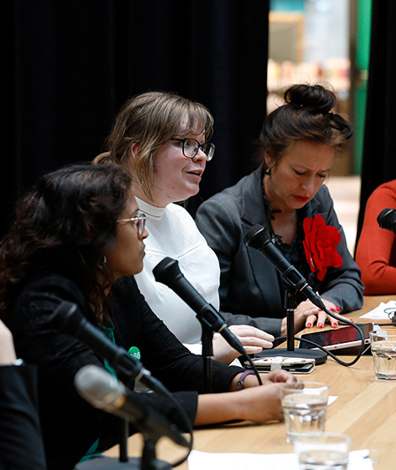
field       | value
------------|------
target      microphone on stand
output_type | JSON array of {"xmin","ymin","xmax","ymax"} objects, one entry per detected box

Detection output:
[
  {"xmin": 51, "ymin": 302, "xmax": 193, "ymax": 470},
  {"xmin": 153, "ymin": 257, "xmax": 262, "ymax": 389},
  {"xmin": 244, "ymin": 225, "xmax": 327, "ymax": 311},
  {"xmin": 244, "ymin": 224, "xmax": 328, "ymax": 365},
  {"xmin": 377, "ymin": 208, "xmax": 396, "ymax": 234},
  {"xmin": 49, "ymin": 301, "xmax": 169, "ymax": 397},
  {"xmin": 152, "ymin": 257, "xmax": 247, "ymax": 358},
  {"xmin": 75, "ymin": 365, "xmax": 190, "ymax": 449}
]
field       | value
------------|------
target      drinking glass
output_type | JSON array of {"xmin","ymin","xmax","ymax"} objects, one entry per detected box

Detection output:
[
  {"xmin": 280, "ymin": 381, "xmax": 330, "ymax": 441},
  {"xmin": 369, "ymin": 328, "xmax": 396, "ymax": 380},
  {"xmin": 293, "ymin": 432, "xmax": 351, "ymax": 470}
]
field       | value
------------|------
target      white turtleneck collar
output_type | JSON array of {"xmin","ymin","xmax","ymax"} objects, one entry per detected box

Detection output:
[{"xmin": 135, "ymin": 196, "xmax": 166, "ymax": 219}]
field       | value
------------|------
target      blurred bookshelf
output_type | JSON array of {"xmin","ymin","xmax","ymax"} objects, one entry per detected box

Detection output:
[{"xmin": 267, "ymin": 1, "xmax": 354, "ymax": 176}]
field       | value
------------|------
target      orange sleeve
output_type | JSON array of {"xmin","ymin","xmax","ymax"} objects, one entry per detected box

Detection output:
[{"xmin": 355, "ymin": 180, "xmax": 396, "ymax": 294}]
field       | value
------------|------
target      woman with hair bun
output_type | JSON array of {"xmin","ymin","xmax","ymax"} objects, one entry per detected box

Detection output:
[{"xmin": 196, "ymin": 83, "xmax": 364, "ymax": 337}]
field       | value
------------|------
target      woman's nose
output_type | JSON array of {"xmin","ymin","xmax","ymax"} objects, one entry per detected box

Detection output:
[
  {"xmin": 139, "ymin": 227, "xmax": 149, "ymax": 240},
  {"xmin": 301, "ymin": 177, "xmax": 315, "ymax": 193},
  {"xmin": 192, "ymin": 148, "xmax": 207, "ymax": 163}
]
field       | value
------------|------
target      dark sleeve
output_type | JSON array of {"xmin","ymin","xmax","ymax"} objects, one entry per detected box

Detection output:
[
  {"xmin": 7, "ymin": 277, "xmax": 228, "ymax": 470},
  {"xmin": 110, "ymin": 277, "xmax": 244, "ymax": 400},
  {"xmin": 195, "ymin": 197, "xmax": 240, "ymax": 312},
  {"xmin": 6, "ymin": 281, "xmax": 121, "ymax": 470},
  {"xmin": 219, "ymin": 310, "xmax": 282, "ymax": 338},
  {"xmin": 313, "ymin": 187, "xmax": 364, "ymax": 312},
  {"xmin": 0, "ymin": 364, "xmax": 46, "ymax": 470}
]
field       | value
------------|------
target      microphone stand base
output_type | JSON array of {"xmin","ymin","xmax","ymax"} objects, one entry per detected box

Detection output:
[
  {"xmin": 253, "ymin": 348, "xmax": 327, "ymax": 365},
  {"xmin": 76, "ymin": 456, "xmax": 172, "ymax": 469}
]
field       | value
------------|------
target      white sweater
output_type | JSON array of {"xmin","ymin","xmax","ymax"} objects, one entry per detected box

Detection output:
[{"xmin": 135, "ymin": 197, "xmax": 221, "ymax": 347}]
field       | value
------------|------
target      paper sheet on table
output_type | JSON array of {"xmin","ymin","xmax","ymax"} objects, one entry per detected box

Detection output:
[
  {"xmin": 360, "ymin": 300, "xmax": 396, "ymax": 319},
  {"xmin": 328, "ymin": 395, "xmax": 337, "ymax": 405},
  {"xmin": 188, "ymin": 449, "xmax": 372, "ymax": 470}
]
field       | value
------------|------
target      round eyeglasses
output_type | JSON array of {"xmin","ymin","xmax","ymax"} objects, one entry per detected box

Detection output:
[
  {"xmin": 171, "ymin": 138, "xmax": 215, "ymax": 161},
  {"xmin": 117, "ymin": 213, "xmax": 146, "ymax": 238}
]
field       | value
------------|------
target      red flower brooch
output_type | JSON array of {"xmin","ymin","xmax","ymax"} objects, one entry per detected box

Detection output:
[{"xmin": 302, "ymin": 214, "xmax": 343, "ymax": 281}]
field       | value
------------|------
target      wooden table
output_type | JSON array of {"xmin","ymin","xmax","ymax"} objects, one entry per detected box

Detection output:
[{"xmin": 106, "ymin": 295, "xmax": 396, "ymax": 469}]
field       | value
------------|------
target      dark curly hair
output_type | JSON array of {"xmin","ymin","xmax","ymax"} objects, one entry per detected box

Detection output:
[
  {"xmin": 256, "ymin": 83, "xmax": 353, "ymax": 170},
  {"xmin": 0, "ymin": 163, "xmax": 132, "ymax": 321}
]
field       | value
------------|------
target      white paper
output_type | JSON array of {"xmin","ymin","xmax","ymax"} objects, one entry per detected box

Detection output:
[
  {"xmin": 360, "ymin": 300, "xmax": 396, "ymax": 319},
  {"xmin": 188, "ymin": 449, "xmax": 373, "ymax": 470},
  {"xmin": 328, "ymin": 395, "xmax": 338, "ymax": 405}
]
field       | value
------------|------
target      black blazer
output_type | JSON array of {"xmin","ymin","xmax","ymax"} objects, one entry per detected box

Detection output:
[
  {"xmin": 5, "ymin": 273, "xmax": 242, "ymax": 470},
  {"xmin": 196, "ymin": 167, "xmax": 364, "ymax": 336}
]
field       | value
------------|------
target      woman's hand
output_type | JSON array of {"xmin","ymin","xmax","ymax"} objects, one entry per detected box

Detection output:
[
  {"xmin": 281, "ymin": 299, "xmax": 346, "ymax": 335},
  {"xmin": 242, "ymin": 368, "xmax": 302, "ymax": 389},
  {"xmin": 0, "ymin": 320, "xmax": 17, "ymax": 365},
  {"xmin": 212, "ymin": 325, "xmax": 275, "ymax": 365},
  {"xmin": 195, "ymin": 369, "xmax": 303, "ymax": 426},
  {"xmin": 237, "ymin": 370, "xmax": 303, "ymax": 422},
  {"xmin": 236, "ymin": 382, "xmax": 286, "ymax": 423}
]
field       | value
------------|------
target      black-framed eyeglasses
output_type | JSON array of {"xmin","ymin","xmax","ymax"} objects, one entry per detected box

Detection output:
[
  {"xmin": 117, "ymin": 213, "xmax": 146, "ymax": 238},
  {"xmin": 171, "ymin": 138, "xmax": 215, "ymax": 161}
]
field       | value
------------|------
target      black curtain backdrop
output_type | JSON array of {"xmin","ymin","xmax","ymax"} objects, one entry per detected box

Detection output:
[
  {"xmin": 3, "ymin": 0, "xmax": 269, "ymax": 237},
  {"xmin": 356, "ymin": 0, "xmax": 396, "ymax": 248}
]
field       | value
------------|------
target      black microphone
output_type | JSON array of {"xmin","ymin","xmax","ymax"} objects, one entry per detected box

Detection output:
[
  {"xmin": 49, "ymin": 301, "xmax": 169, "ymax": 396},
  {"xmin": 377, "ymin": 208, "xmax": 396, "ymax": 234},
  {"xmin": 74, "ymin": 365, "xmax": 189, "ymax": 448},
  {"xmin": 152, "ymin": 257, "xmax": 247, "ymax": 357},
  {"xmin": 244, "ymin": 224, "xmax": 327, "ymax": 311}
]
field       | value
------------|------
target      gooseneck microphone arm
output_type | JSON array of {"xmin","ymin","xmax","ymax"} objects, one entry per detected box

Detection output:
[
  {"xmin": 50, "ymin": 301, "xmax": 194, "ymax": 468},
  {"xmin": 152, "ymin": 257, "xmax": 246, "ymax": 355},
  {"xmin": 153, "ymin": 257, "xmax": 262, "ymax": 390},
  {"xmin": 244, "ymin": 225, "xmax": 328, "ymax": 311},
  {"xmin": 49, "ymin": 301, "xmax": 168, "ymax": 395},
  {"xmin": 75, "ymin": 365, "xmax": 190, "ymax": 447},
  {"xmin": 75, "ymin": 365, "xmax": 190, "ymax": 470},
  {"xmin": 244, "ymin": 224, "xmax": 365, "ymax": 367}
]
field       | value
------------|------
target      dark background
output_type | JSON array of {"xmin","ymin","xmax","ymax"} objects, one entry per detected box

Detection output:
[
  {"xmin": 356, "ymin": 0, "xmax": 396, "ymax": 245},
  {"xmin": 3, "ymin": 0, "xmax": 269, "ymax": 236},
  {"xmin": 4, "ymin": 0, "xmax": 396, "ymax": 247}
]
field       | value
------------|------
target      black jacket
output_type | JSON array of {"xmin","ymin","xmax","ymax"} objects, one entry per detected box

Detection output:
[{"xmin": 5, "ymin": 274, "xmax": 242, "ymax": 470}]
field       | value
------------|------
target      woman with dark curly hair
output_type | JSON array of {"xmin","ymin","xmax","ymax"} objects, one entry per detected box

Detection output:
[
  {"xmin": 196, "ymin": 83, "xmax": 364, "ymax": 338},
  {"xmin": 0, "ymin": 163, "xmax": 299, "ymax": 470}
]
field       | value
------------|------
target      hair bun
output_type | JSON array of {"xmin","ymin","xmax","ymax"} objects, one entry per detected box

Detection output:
[{"xmin": 284, "ymin": 83, "xmax": 336, "ymax": 114}]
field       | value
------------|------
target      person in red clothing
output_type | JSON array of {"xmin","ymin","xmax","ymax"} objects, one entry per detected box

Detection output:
[{"xmin": 355, "ymin": 179, "xmax": 396, "ymax": 294}]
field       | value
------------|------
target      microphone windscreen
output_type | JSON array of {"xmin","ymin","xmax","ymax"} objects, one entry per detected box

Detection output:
[
  {"xmin": 75, "ymin": 365, "xmax": 123, "ymax": 409},
  {"xmin": 244, "ymin": 224, "xmax": 268, "ymax": 248},
  {"xmin": 377, "ymin": 208, "xmax": 396, "ymax": 231},
  {"xmin": 153, "ymin": 257, "xmax": 181, "ymax": 284}
]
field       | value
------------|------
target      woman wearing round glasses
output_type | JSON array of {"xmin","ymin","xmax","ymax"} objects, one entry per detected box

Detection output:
[
  {"xmin": 0, "ymin": 163, "xmax": 299, "ymax": 469},
  {"xmin": 94, "ymin": 91, "xmax": 275, "ymax": 364}
]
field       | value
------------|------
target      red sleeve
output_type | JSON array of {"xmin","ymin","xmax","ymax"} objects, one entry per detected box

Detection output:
[{"xmin": 355, "ymin": 180, "xmax": 396, "ymax": 294}]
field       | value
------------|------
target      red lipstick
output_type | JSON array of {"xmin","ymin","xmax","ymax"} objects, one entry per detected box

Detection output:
[{"xmin": 294, "ymin": 195, "xmax": 309, "ymax": 203}]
